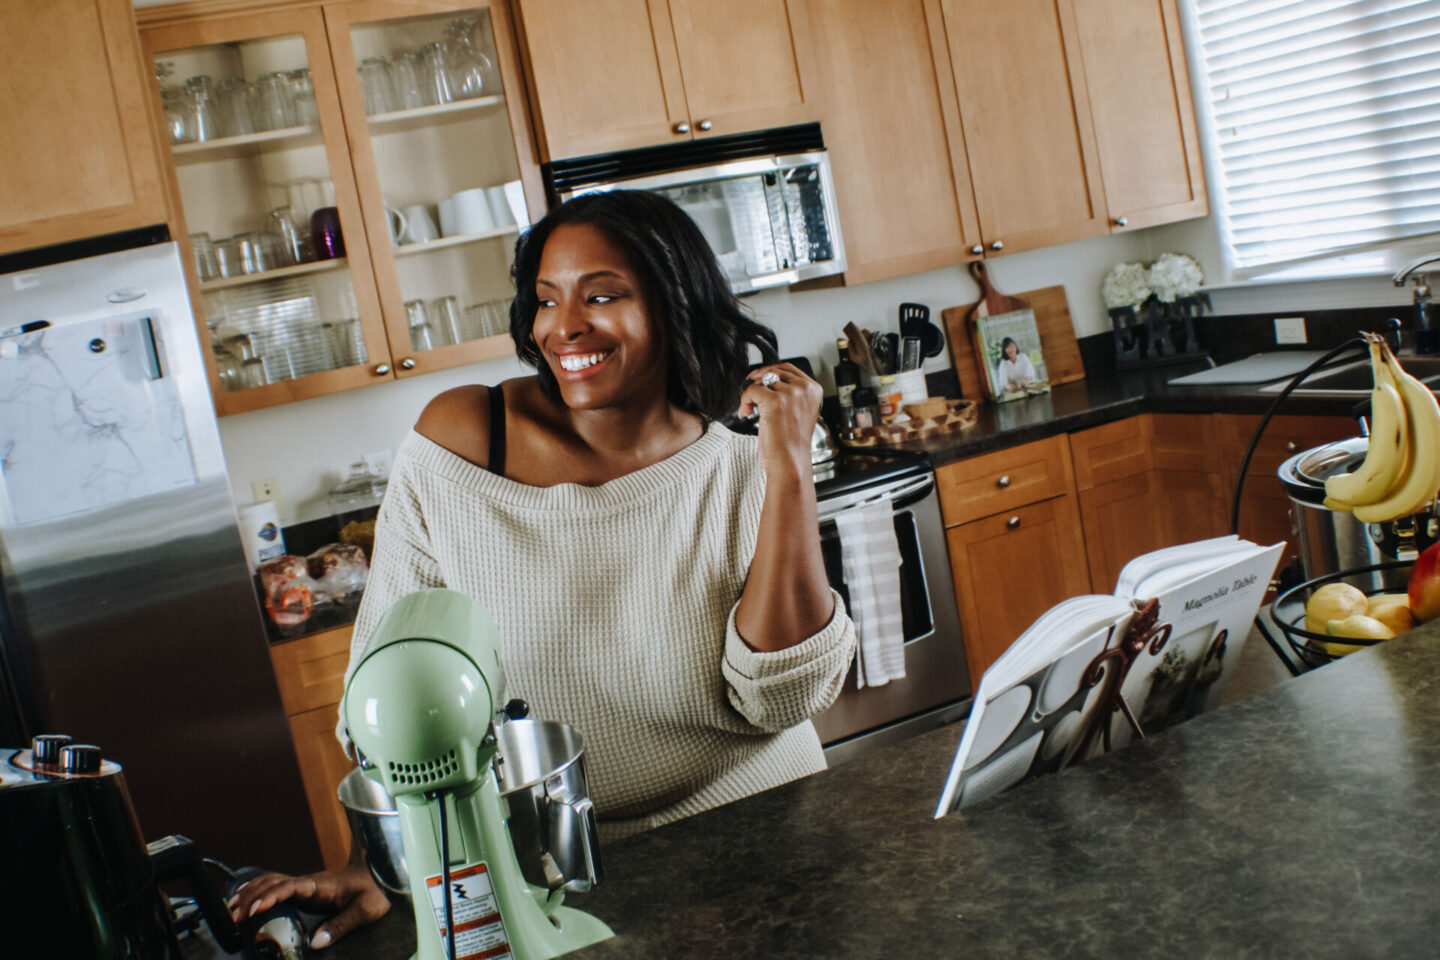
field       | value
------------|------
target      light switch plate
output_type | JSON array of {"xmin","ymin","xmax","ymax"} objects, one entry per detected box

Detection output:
[{"xmin": 1275, "ymin": 316, "xmax": 1307, "ymax": 344}]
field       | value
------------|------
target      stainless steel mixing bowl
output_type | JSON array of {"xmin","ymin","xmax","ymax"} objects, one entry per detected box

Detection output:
[{"xmin": 337, "ymin": 718, "xmax": 602, "ymax": 901}]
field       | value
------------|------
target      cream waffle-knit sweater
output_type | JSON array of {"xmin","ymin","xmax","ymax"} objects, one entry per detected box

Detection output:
[{"xmin": 342, "ymin": 421, "xmax": 855, "ymax": 841}]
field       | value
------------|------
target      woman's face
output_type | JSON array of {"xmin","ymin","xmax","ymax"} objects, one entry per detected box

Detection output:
[
  {"xmin": 1004, "ymin": 341, "xmax": 1018, "ymax": 361},
  {"xmin": 532, "ymin": 223, "xmax": 667, "ymax": 410}
]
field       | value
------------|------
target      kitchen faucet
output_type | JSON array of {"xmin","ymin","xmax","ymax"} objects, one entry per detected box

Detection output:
[{"xmin": 1392, "ymin": 253, "xmax": 1440, "ymax": 352}]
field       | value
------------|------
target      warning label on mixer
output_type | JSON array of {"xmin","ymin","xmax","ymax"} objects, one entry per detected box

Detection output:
[{"xmin": 425, "ymin": 861, "xmax": 512, "ymax": 960}]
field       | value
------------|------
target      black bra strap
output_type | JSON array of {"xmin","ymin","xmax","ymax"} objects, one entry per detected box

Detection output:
[{"xmin": 487, "ymin": 384, "xmax": 506, "ymax": 477}]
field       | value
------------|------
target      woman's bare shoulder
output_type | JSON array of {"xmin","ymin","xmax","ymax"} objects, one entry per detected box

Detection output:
[{"xmin": 414, "ymin": 384, "xmax": 492, "ymax": 468}]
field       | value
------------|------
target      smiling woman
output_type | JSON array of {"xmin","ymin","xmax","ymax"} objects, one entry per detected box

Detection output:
[{"xmin": 228, "ymin": 190, "xmax": 856, "ymax": 951}]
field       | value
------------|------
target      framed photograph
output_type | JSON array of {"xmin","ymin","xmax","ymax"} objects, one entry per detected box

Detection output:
[{"xmin": 973, "ymin": 309, "xmax": 1051, "ymax": 403}]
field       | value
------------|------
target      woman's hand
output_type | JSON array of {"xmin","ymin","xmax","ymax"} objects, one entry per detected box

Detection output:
[
  {"xmin": 738, "ymin": 362, "xmax": 823, "ymax": 480},
  {"xmin": 227, "ymin": 862, "xmax": 390, "ymax": 950}
]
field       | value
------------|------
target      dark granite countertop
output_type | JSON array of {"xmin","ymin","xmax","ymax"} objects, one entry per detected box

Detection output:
[{"xmin": 305, "ymin": 620, "xmax": 1440, "ymax": 960}]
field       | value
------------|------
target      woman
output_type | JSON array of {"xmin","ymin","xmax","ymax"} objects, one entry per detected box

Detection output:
[
  {"xmin": 229, "ymin": 190, "xmax": 855, "ymax": 949},
  {"xmin": 996, "ymin": 336, "xmax": 1037, "ymax": 394}
]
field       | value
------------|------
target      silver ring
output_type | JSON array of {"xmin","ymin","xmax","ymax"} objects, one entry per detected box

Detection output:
[{"xmin": 760, "ymin": 371, "xmax": 781, "ymax": 388}]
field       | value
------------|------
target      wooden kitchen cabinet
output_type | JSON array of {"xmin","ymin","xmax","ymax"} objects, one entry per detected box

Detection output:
[
  {"xmin": 0, "ymin": 0, "xmax": 169, "ymax": 255},
  {"xmin": 138, "ymin": 0, "xmax": 545, "ymax": 417},
  {"xmin": 935, "ymin": 0, "xmax": 1109, "ymax": 257},
  {"xmin": 269, "ymin": 624, "xmax": 353, "ymax": 870},
  {"xmin": 807, "ymin": 0, "xmax": 983, "ymax": 286},
  {"xmin": 514, "ymin": 0, "xmax": 818, "ymax": 160},
  {"xmin": 1072, "ymin": 0, "xmax": 1207, "ymax": 232}
]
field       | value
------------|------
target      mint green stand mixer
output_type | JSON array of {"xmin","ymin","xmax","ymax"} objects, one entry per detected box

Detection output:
[{"xmin": 343, "ymin": 589, "xmax": 614, "ymax": 960}]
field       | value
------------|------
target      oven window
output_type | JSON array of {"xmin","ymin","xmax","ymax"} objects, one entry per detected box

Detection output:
[{"xmin": 819, "ymin": 509, "xmax": 933, "ymax": 643}]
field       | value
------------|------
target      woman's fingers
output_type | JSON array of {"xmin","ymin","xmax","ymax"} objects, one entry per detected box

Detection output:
[
  {"xmin": 227, "ymin": 872, "xmax": 303, "ymax": 923},
  {"xmin": 307, "ymin": 871, "xmax": 391, "ymax": 950}
]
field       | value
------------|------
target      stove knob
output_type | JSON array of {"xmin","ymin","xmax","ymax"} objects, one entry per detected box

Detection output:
[
  {"xmin": 32, "ymin": 734, "xmax": 72, "ymax": 765},
  {"xmin": 59, "ymin": 744, "xmax": 101, "ymax": 774}
]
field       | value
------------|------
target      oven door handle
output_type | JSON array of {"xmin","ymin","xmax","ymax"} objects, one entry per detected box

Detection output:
[{"xmin": 816, "ymin": 475, "xmax": 934, "ymax": 524}]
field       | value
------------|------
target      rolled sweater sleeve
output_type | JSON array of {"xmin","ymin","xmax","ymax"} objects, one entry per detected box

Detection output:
[{"xmin": 722, "ymin": 588, "xmax": 855, "ymax": 733}]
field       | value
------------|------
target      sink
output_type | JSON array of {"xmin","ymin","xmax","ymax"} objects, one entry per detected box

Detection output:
[{"xmin": 1257, "ymin": 354, "xmax": 1440, "ymax": 396}]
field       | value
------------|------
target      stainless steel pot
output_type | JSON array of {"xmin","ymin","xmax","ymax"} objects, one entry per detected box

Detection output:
[
  {"xmin": 337, "ymin": 718, "xmax": 602, "ymax": 902},
  {"xmin": 1278, "ymin": 438, "xmax": 1438, "ymax": 592}
]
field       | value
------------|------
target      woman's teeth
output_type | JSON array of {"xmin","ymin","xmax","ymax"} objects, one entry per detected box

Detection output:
[{"xmin": 559, "ymin": 351, "xmax": 610, "ymax": 372}]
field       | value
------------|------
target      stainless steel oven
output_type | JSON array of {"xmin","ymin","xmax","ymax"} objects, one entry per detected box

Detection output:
[{"xmin": 809, "ymin": 455, "xmax": 972, "ymax": 765}]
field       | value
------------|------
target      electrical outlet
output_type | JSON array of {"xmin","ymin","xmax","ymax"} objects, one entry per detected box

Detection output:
[
  {"xmin": 252, "ymin": 477, "xmax": 281, "ymax": 503},
  {"xmin": 364, "ymin": 449, "xmax": 393, "ymax": 478},
  {"xmin": 1275, "ymin": 316, "xmax": 1307, "ymax": 344}
]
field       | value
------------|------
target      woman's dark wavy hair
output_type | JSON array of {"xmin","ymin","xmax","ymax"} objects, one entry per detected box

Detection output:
[{"xmin": 509, "ymin": 190, "xmax": 779, "ymax": 421}]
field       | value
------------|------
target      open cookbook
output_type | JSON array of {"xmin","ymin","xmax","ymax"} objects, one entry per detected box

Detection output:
[{"xmin": 936, "ymin": 536, "xmax": 1284, "ymax": 817}]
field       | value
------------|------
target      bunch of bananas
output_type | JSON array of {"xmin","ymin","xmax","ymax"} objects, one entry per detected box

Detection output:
[{"xmin": 1324, "ymin": 333, "xmax": 1440, "ymax": 522}]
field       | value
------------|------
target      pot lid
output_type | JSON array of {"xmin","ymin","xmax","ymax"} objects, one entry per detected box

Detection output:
[{"xmin": 1278, "ymin": 437, "xmax": 1366, "ymax": 503}]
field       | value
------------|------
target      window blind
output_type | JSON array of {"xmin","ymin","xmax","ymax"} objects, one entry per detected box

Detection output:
[{"xmin": 1189, "ymin": 0, "xmax": 1440, "ymax": 272}]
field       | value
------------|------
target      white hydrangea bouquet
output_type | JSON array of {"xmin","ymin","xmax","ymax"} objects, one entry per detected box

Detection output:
[{"xmin": 1102, "ymin": 253, "xmax": 1208, "ymax": 363}]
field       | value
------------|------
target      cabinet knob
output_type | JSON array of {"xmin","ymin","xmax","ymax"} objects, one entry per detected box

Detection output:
[
  {"xmin": 1115, "ymin": 216, "xmax": 1129, "ymax": 227},
  {"xmin": 697, "ymin": 119, "xmax": 713, "ymax": 131},
  {"xmin": 990, "ymin": 240, "xmax": 1004, "ymax": 251},
  {"xmin": 401, "ymin": 357, "xmax": 417, "ymax": 370},
  {"xmin": 373, "ymin": 363, "xmax": 391, "ymax": 376},
  {"xmin": 970, "ymin": 244, "xmax": 984, "ymax": 255},
  {"xmin": 1287, "ymin": 441, "xmax": 1297, "ymax": 451},
  {"xmin": 996, "ymin": 474, "xmax": 1012, "ymax": 488},
  {"xmin": 673, "ymin": 121, "xmax": 691, "ymax": 134},
  {"xmin": 1006, "ymin": 516, "xmax": 1021, "ymax": 530}
]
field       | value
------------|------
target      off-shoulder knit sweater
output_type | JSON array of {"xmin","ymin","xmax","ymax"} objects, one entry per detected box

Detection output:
[{"xmin": 342, "ymin": 420, "xmax": 856, "ymax": 841}]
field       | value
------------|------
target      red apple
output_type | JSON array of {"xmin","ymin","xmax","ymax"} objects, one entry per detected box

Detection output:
[{"xmin": 1407, "ymin": 541, "xmax": 1440, "ymax": 622}]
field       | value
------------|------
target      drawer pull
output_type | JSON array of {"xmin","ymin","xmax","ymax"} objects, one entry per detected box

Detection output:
[
  {"xmin": 1006, "ymin": 516, "xmax": 1021, "ymax": 530},
  {"xmin": 996, "ymin": 475, "xmax": 1012, "ymax": 488},
  {"xmin": 1287, "ymin": 441, "xmax": 1297, "ymax": 451}
]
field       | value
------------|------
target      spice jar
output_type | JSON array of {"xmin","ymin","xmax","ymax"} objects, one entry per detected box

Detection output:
[
  {"xmin": 850, "ymin": 386, "xmax": 880, "ymax": 431},
  {"xmin": 875, "ymin": 374, "xmax": 903, "ymax": 422}
]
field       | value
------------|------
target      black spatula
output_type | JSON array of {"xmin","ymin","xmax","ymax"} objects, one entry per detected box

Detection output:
[{"xmin": 900, "ymin": 302, "xmax": 944, "ymax": 358}]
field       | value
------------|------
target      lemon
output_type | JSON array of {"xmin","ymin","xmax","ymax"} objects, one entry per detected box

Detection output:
[
  {"xmin": 1305, "ymin": 582, "xmax": 1368, "ymax": 635},
  {"xmin": 1318, "ymin": 614, "xmax": 1395, "ymax": 657},
  {"xmin": 1368, "ymin": 598, "xmax": 1416, "ymax": 634}
]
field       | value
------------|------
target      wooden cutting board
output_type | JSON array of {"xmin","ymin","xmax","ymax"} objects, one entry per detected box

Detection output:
[{"xmin": 942, "ymin": 281, "xmax": 1085, "ymax": 401}]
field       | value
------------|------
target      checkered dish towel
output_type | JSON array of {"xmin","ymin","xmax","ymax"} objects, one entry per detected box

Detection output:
[{"xmin": 833, "ymin": 496, "xmax": 906, "ymax": 687}]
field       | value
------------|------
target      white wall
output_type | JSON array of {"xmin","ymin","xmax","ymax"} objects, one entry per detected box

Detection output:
[{"xmin": 219, "ymin": 226, "xmax": 1157, "ymax": 523}]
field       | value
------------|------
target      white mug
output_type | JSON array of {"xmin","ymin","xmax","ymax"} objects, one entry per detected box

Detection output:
[
  {"xmin": 447, "ymin": 188, "xmax": 494, "ymax": 235},
  {"xmin": 486, "ymin": 185, "xmax": 514, "ymax": 227},
  {"xmin": 384, "ymin": 205, "xmax": 407, "ymax": 246},
  {"xmin": 400, "ymin": 204, "xmax": 439, "ymax": 244},
  {"xmin": 439, "ymin": 197, "xmax": 457, "ymax": 238}
]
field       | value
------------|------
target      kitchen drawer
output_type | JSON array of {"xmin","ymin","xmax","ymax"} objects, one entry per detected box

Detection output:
[
  {"xmin": 269, "ymin": 624, "xmax": 353, "ymax": 717},
  {"xmin": 1216, "ymin": 414, "xmax": 1354, "ymax": 479},
  {"xmin": 936, "ymin": 435, "xmax": 1074, "ymax": 526},
  {"xmin": 1151, "ymin": 413, "xmax": 1221, "ymax": 473},
  {"xmin": 1069, "ymin": 416, "xmax": 1150, "ymax": 490}
]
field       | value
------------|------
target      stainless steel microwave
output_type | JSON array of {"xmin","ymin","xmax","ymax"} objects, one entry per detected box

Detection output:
[{"xmin": 545, "ymin": 124, "xmax": 846, "ymax": 294}]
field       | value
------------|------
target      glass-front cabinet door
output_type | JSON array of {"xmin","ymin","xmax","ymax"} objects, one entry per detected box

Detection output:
[
  {"xmin": 142, "ymin": 10, "xmax": 389, "ymax": 415},
  {"xmin": 324, "ymin": 0, "xmax": 545, "ymax": 379}
]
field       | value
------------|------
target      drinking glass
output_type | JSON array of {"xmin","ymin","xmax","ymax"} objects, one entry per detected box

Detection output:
[
  {"xmin": 430, "ymin": 296, "xmax": 463, "ymax": 346},
  {"xmin": 233, "ymin": 232, "xmax": 266, "ymax": 274},
  {"xmin": 289, "ymin": 69, "xmax": 318, "ymax": 126},
  {"xmin": 325, "ymin": 317, "xmax": 366, "ymax": 367},
  {"xmin": 390, "ymin": 51, "xmax": 427, "ymax": 110},
  {"xmin": 184, "ymin": 75, "xmax": 218, "ymax": 142},
  {"xmin": 268, "ymin": 206, "xmax": 305, "ymax": 266},
  {"xmin": 189, "ymin": 232, "xmax": 218, "ymax": 281},
  {"xmin": 483, "ymin": 299, "xmax": 512, "ymax": 337},
  {"xmin": 254, "ymin": 72, "xmax": 297, "ymax": 130},
  {"xmin": 405, "ymin": 299, "xmax": 435, "ymax": 351},
  {"xmin": 421, "ymin": 42, "xmax": 455, "ymax": 105},
  {"xmin": 213, "ymin": 236, "xmax": 242, "ymax": 278},
  {"xmin": 239, "ymin": 355, "xmax": 271, "ymax": 389},
  {"xmin": 357, "ymin": 57, "xmax": 394, "ymax": 116},
  {"xmin": 444, "ymin": 18, "xmax": 494, "ymax": 99},
  {"xmin": 217, "ymin": 77, "xmax": 255, "ymax": 138},
  {"xmin": 155, "ymin": 61, "xmax": 191, "ymax": 144}
]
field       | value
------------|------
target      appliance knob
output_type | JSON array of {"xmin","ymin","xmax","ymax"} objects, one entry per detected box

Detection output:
[
  {"xmin": 673, "ymin": 121, "xmax": 691, "ymax": 134},
  {"xmin": 990, "ymin": 240, "xmax": 1004, "ymax": 251},
  {"xmin": 504, "ymin": 698, "xmax": 531, "ymax": 721},
  {"xmin": 1006, "ymin": 516, "xmax": 1021, "ymax": 530},
  {"xmin": 374, "ymin": 363, "xmax": 391, "ymax": 376},
  {"xmin": 970, "ymin": 245, "xmax": 983, "ymax": 255},
  {"xmin": 31, "ymin": 734, "xmax": 72, "ymax": 765},
  {"xmin": 400, "ymin": 357, "xmax": 417, "ymax": 370},
  {"xmin": 1115, "ymin": 216, "xmax": 1129, "ymax": 227},
  {"xmin": 59, "ymin": 744, "xmax": 102, "ymax": 774},
  {"xmin": 697, "ymin": 119, "xmax": 713, "ymax": 131},
  {"xmin": 996, "ymin": 474, "xmax": 1012, "ymax": 488}
]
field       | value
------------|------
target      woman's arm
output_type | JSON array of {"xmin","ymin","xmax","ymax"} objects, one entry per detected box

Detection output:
[{"xmin": 733, "ymin": 362, "xmax": 834, "ymax": 652}]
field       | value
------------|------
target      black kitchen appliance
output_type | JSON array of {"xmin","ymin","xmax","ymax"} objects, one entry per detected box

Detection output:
[{"xmin": 0, "ymin": 736, "xmax": 306, "ymax": 959}]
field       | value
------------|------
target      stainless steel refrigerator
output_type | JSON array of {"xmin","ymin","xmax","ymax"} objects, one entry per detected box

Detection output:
[{"xmin": 0, "ymin": 234, "xmax": 321, "ymax": 874}]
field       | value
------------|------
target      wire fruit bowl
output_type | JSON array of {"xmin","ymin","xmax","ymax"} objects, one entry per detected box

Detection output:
[{"xmin": 1271, "ymin": 560, "xmax": 1415, "ymax": 668}]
